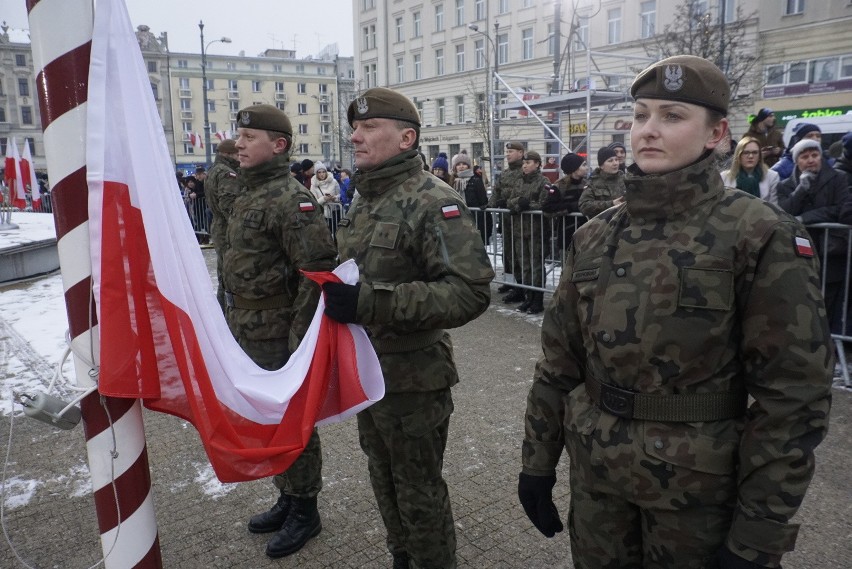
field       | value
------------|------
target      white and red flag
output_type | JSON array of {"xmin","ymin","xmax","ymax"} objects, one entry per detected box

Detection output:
[
  {"xmin": 86, "ymin": 0, "xmax": 384, "ymax": 483},
  {"xmin": 195, "ymin": 131, "xmax": 204, "ymax": 149},
  {"xmin": 4, "ymin": 137, "xmax": 26, "ymax": 209},
  {"xmin": 21, "ymin": 141, "xmax": 41, "ymax": 209}
]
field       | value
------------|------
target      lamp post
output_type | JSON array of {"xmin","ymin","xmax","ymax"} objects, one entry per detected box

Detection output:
[
  {"xmin": 468, "ymin": 22, "xmax": 500, "ymax": 185},
  {"xmin": 198, "ymin": 20, "xmax": 231, "ymax": 168}
]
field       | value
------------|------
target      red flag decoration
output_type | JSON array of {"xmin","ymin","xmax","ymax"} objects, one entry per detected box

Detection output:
[
  {"xmin": 195, "ymin": 131, "xmax": 204, "ymax": 149},
  {"xmin": 86, "ymin": 0, "xmax": 383, "ymax": 483},
  {"xmin": 4, "ymin": 137, "xmax": 26, "ymax": 209},
  {"xmin": 21, "ymin": 141, "xmax": 41, "ymax": 209}
]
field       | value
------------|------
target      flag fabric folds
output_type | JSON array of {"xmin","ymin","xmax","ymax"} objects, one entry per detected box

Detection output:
[
  {"xmin": 4, "ymin": 137, "xmax": 26, "ymax": 209},
  {"xmin": 21, "ymin": 142, "xmax": 41, "ymax": 208},
  {"xmin": 86, "ymin": 0, "xmax": 384, "ymax": 483}
]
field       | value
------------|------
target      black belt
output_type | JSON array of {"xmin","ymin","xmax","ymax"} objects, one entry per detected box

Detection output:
[
  {"xmin": 224, "ymin": 292, "xmax": 289, "ymax": 310},
  {"xmin": 585, "ymin": 374, "xmax": 746, "ymax": 422}
]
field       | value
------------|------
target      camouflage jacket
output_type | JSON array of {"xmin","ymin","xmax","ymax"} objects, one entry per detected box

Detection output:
[
  {"xmin": 337, "ymin": 150, "xmax": 495, "ymax": 393},
  {"xmin": 206, "ymin": 153, "xmax": 240, "ymax": 270},
  {"xmin": 506, "ymin": 170, "xmax": 549, "ymax": 214},
  {"xmin": 578, "ymin": 168, "xmax": 626, "ymax": 218},
  {"xmin": 541, "ymin": 175, "xmax": 584, "ymax": 217},
  {"xmin": 222, "ymin": 153, "xmax": 336, "ymax": 348},
  {"xmin": 523, "ymin": 152, "xmax": 832, "ymax": 562},
  {"xmin": 487, "ymin": 160, "xmax": 523, "ymax": 208}
]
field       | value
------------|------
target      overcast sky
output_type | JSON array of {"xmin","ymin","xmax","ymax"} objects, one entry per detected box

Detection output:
[{"xmin": 1, "ymin": 0, "xmax": 355, "ymax": 58}]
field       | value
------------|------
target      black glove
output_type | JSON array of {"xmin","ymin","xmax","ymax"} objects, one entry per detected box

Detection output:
[
  {"xmin": 322, "ymin": 282, "xmax": 361, "ymax": 324},
  {"xmin": 518, "ymin": 197, "xmax": 531, "ymax": 211},
  {"xmin": 716, "ymin": 546, "xmax": 775, "ymax": 569},
  {"xmin": 517, "ymin": 473, "xmax": 563, "ymax": 537}
]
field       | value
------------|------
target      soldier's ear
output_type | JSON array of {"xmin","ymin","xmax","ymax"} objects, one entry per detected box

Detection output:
[{"xmin": 273, "ymin": 136, "xmax": 289, "ymax": 155}]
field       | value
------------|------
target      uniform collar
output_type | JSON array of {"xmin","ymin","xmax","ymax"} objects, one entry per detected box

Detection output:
[
  {"xmin": 240, "ymin": 153, "xmax": 291, "ymax": 187},
  {"xmin": 353, "ymin": 150, "xmax": 423, "ymax": 197}
]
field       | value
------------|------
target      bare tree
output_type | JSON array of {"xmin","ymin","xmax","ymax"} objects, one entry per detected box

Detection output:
[{"xmin": 644, "ymin": 0, "xmax": 761, "ymax": 113}]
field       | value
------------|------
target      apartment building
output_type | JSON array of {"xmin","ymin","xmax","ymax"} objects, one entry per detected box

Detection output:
[{"xmin": 0, "ymin": 25, "xmax": 44, "ymax": 170}]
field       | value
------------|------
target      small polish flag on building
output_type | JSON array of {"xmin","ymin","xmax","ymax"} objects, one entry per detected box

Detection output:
[
  {"xmin": 794, "ymin": 236, "xmax": 814, "ymax": 257},
  {"xmin": 441, "ymin": 204, "xmax": 461, "ymax": 219}
]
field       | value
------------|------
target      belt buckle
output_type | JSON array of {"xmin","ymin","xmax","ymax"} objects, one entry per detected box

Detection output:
[
  {"xmin": 599, "ymin": 382, "xmax": 635, "ymax": 419},
  {"xmin": 224, "ymin": 291, "xmax": 235, "ymax": 308}
]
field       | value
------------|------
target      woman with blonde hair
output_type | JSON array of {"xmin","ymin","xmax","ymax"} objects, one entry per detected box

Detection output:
[{"xmin": 721, "ymin": 136, "xmax": 780, "ymax": 204}]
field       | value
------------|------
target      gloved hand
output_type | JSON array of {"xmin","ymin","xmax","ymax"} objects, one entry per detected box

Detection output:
[
  {"xmin": 716, "ymin": 546, "xmax": 775, "ymax": 569},
  {"xmin": 796, "ymin": 170, "xmax": 816, "ymax": 193},
  {"xmin": 517, "ymin": 197, "xmax": 531, "ymax": 211},
  {"xmin": 322, "ymin": 281, "xmax": 361, "ymax": 324},
  {"xmin": 517, "ymin": 473, "xmax": 563, "ymax": 537}
]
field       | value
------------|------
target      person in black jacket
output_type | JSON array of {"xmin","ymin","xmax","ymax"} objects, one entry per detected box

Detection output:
[
  {"xmin": 542, "ymin": 153, "xmax": 588, "ymax": 258},
  {"xmin": 451, "ymin": 151, "xmax": 490, "ymax": 244}
]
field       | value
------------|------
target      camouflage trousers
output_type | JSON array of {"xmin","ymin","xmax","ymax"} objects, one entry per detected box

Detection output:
[
  {"xmin": 239, "ymin": 336, "xmax": 323, "ymax": 498},
  {"xmin": 511, "ymin": 233, "xmax": 544, "ymax": 288},
  {"xmin": 357, "ymin": 389, "xmax": 456, "ymax": 569},
  {"xmin": 564, "ymin": 408, "xmax": 737, "ymax": 569}
]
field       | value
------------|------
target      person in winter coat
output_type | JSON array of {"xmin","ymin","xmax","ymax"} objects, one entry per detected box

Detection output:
[
  {"xmin": 451, "ymin": 150, "xmax": 490, "ymax": 244},
  {"xmin": 721, "ymin": 136, "xmax": 780, "ymax": 204},
  {"xmin": 578, "ymin": 146, "xmax": 626, "ymax": 218},
  {"xmin": 771, "ymin": 123, "xmax": 832, "ymax": 182},
  {"xmin": 309, "ymin": 162, "xmax": 341, "ymax": 234},
  {"xmin": 338, "ymin": 169, "xmax": 353, "ymax": 211},
  {"xmin": 431, "ymin": 152, "xmax": 450, "ymax": 184},
  {"xmin": 541, "ymin": 153, "xmax": 588, "ymax": 256}
]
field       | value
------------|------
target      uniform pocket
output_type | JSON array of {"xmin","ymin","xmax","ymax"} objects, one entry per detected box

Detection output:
[
  {"xmin": 678, "ymin": 267, "xmax": 734, "ymax": 311},
  {"xmin": 643, "ymin": 421, "xmax": 738, "ymax": 476}
]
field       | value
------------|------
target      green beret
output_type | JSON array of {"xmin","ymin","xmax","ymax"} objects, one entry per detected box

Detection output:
[
  {"xmin": 236, "ymin": 104, "xmax": 293, "ymax": 135},
  {"xmin": 347, "ymin": 87, "xmax": 420, "ymax": 127},
  {"xmin": 630, "ymin": 55, "xmax": 729, "ymax": 116},
  {"xmin": 506, "ymin": 141, "xmax": 525, "ymax": 151},
  {"xmin": 523, "ymin": 150, "xmax": 541, "ymax": 163}
]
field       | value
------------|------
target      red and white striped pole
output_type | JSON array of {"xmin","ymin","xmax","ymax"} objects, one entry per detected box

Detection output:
[{"xmin": 27, "ymin": 0, "xmax": 163, "ymax": 566}]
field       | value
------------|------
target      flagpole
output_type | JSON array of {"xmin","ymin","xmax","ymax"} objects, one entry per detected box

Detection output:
[{"xmin": 27, "ymin": 0, "xmax": 163, "ymax": 567}]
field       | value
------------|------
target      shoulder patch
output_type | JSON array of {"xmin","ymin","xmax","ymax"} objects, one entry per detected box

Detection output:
[
  {"xmin": 794, "ymin": 235, "xmax": 814, "ymax": 258},
  {"xmin": 441, "ymin": 204, "xmax": 462, "ymax": 219},
  {"xmin": 227, "ymin": 171, "xmax": 237, "ymax": 178},
  {"xmin": 299, "ymin": 202, "xmax": 315, "ymax": 212}
]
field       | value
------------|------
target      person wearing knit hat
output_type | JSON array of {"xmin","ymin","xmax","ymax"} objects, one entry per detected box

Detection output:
[
  {"xmin": 431, "ymin": 152, "xmax": 450, "ymax": 183},
  {"xmin": 607, "ymin": 141, "xmax": 628, "ymax": 171},
  {"xmin": 790, "ymin": 138, "xmax": 821, "ymax": 164},
  {"xmin": 578, "ymin": 146, "xmax": 625, "ymax": 217},
  {"xmin": 520, "ymin": 53, "xmax": 832, "ymax": 569},
  {"xmin": 300, "ymin": 159, "xmax": 315, "ymax": 190},
  {"xmin": 771, "ymin": 123, "xmax": 823, "ymax": 182},
  {"xmin": 560, "ymin": 153, "xmax": 586, "ymax": 176},
  {"xmin": 745, "ymin": 107, "xmax": 784, "ymax": 167},
  {"xmin": 451, "ymin": 148, "xmax": 490, "ymax": 244},
  {"xmin": 451, "ymin": 149, "xmax": 472, "ymax": 171},
  {"xmin": 233, "ymin": 102, "xmax": 336, "ymax": 559},
  {"xmin": 541, "ymin": 152, "xmax": 588, "ymax": 247}
]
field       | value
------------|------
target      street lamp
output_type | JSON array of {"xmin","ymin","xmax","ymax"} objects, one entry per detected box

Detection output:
[
  {"xmin": 198, "ymin": 20, "xmax": 231, "ymax": 168},
  {"xmin": 468, "ymin": 22, "xmax": 500, "ymax": 185}
]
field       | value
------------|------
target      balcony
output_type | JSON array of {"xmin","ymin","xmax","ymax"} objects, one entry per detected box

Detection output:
[
  {"xmin": 320, "ymin": 134, "xmax": 332, "ymax": 142},
  {"xmin": 275, "ymin": 92, "xmax": 287, "ymax": 101},
  {"xmin": 180, "ymin": 110, "xmax": 194, "ymax": 119},
  {"xmin": 228, "ymin": 91, "xmax": 240, "ymax": 100},
  {"xmin": 319, "ymin": 113, "xmax": 331, "ymax": 122},
  {"xmin": 179, "ymin": 88, "xmax": 192, "ymax": 98},
  {"xmin": 317, "ymin": 94, "xmax": 330, "ymax": 103}
]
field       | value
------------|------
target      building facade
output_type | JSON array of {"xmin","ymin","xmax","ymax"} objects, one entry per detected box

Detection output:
[{"xmin": 0, "ymin": 23, "xmax": 44, "ymax": 170}]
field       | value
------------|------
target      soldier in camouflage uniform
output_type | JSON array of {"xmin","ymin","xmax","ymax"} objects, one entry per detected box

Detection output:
[
  {"xmin": 205, "ymin": 138, "xmax": 240, "ymax": 310},
  {"xmin": 518, "ymin": 56, "xmax": 833, "ymax": 569},
  {"xmin": 505, "ymin": 150, "xmax": 550, "ymax": 314},
  {"xmin": 488, "ymin": 141, "xmax": 525, "ymax": 302},
  {"xmin": 322, "ymin": 87, "xmax": 494, "ymax": 569},
  {"xmin": 223, "ymin": 104, "xmax": 337, "ymax": 559},
  {"xmin": 578, "ymin": 146, "xmax": 627, "ymax": 218}
]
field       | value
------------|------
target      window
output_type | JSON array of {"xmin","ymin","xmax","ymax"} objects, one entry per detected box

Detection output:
[
  {"xmin": 455, "ymin": 0, "xmax": 464, "ymax": 26},
  {"xmin": 363, "ymin": 24, "xmax": 376, "ymax": 49},
  {"xmin": 414, "ymin": 53, "xmax": 422, "ymax": 79},
  {"xmin": 498, "ymin": 0, "xmax": 509, "ymax": 15},
  {"xmin": 455, "ymin": 44, "xmax": 465, "ymax": 72},
  {"xmin": 181, "ymin": 121, "xmax": 193, "ymax": 133},
  {"xmin": 21, "ymin": 106, "xmax": 33, "ymax": 125},
  {"xmin": 177, "ymin": 59, "xmax": 188, "ymax": 68},
  {"xmin": 298, "ymin": 83, "xmax": 307, "ymax": 94},
  {"xmin": 147, "ymin": 60, "xmax": 157, "ymax": 73},
  {"xmin": 205, "ymin": 79, "xmax": 214, "ymax": 90},
  {"xmin": 298, "ymin": 103, "xmax": 308, "ymax": 114},
  {"xmin": 180, "ymin": 98, "xmax": 191, "ymax": 110},
  {"xmin": 227, "ymin": 62, "xmax": 236, "ymax": 71},
  {"xmin": 474, "ymin": 0, "xmax": 485, "ymax": 20},
  {"xmin": 522, "ymin": 29, "xmax": 534, "ymax": 60},
  {"xmin": 608, "ymin": 8, "xmax": 622, "ymax": 44},
  {"xmin": 207, "ymin": 99, "xmax": 215, "ymax": 112},
  {"xmin": 299, "ymin": 124, "xmax": 308, "ymax": 134},
  {"xmin": 765, "ymin": 64, "xmax": 785, "ymax": 86},
  {"xmin": 436, "ymin": 98, "xmax": 445, "ymax": 124},
  {"xmin": 363, "ymin": 0, "xmax": 375, "ymax": 9},
  {"xmin": 810, "ymin": 58, "xmax": 838, "ymax": 83},
  {"xmin": 415, "ymin": 100, "xmax": 424, "ymax": 121},
  {"xmin": 785, "ymin": 0, "xmax": 804, "ymax": 15},
  {"xmin": 413, "ymin": 11, "xmax": 422, "ymax": 37},
  {"xmin": 15, "ymin": 54, "xmax": 26, "ymax": 66},
  {"xmin": 364, "ymin": 63, "xmax": 378, "ymax": 88},
  {"xmin": 456, "ymin": 96, "xmax": 465, "ymax": 122},
  {"xmin": 720, "ymin": 0, "xmax": 736, "ymax": 23},
  {"xmin": 299, "ymin": 143, "xmax": 309, "ymax": 154},
  {"xmin": 317, "ymin": 67, "xmax": 326, "ymax": 75},
  {"xmin": 547, "ymin": 23, "xmax": 556, "ymax": 56},
  {"xmin": 183, "ymin": 143, "xmax": 195, "ymax": 155},
  {"xmin": 230, "ymin": 100, "xmax": 240, "ymax": 111},
  {"xmin": 396, "ymin": 17, "xmax": 404, "ymax": 42},
  {"xmin": 274, "ymin": 81, "xmax": 284, "ymax": 93},
  {"xmin": 640, "ymin": 1, "xmax": 656, "ymax": 39},
  {"xmin": 788, "ymin": 61, "xmax": 807, "ymax": 84},
  {"xmin": 435, "ymin": 4, "xmax": 444, "ymax": 32},
  {"xmin": 210, "ymin": 122, "xmax": 217, "ymax": 133},
  {"xmin": 842, "ymin": 55, "xmax": 852, "ymax": 79},
  {"xmin": 522, "ymin": 0, "xmax": 533, "ymax": 6},
  {"xmin": 248, "ymin": 63, "xmax": 259, "ymax": 71},
  {"xmin": 319, "ymin": 83, "xmax": 328, "ymax": 94},
  {"xmin": 436, "ymin": 49, "xmax": 445, "ymax": 76},
  {"xmin": 0, "ymin": 107, "xmax": 5, "ymax": 122},
  {"xmin": 320, "ymin": 103, "xmax": 329, "ymax": 114},
  {"xmin": 273, "ymin": 64, "xmax": 282, "ymax": 72},
  {"xmin": 497, "ymin": 33, "xmax": 508, "ymax": 65},
  {"xmin": 575, "ymin": 18, "xmax": 589, "ymax": 50},
  {"xmin": 228, "ymin": 79, "xmax": 238, "ymax": 91},
  {"xmin": 151, "ymin": 83, "xmax": 159, "ymax": 100},
  {"xmin": 296, "ymin": 64, "xmax": 305, "ymax": 73},
  {"xmin": 477, "ymin": 93, "xmax": 486, "ymax": 120},
  {"xmin": 18, "ymin": 78, "xmax": 29, "ymax": 97},
  {"xmin": 397, "ymin": 58, "xmax": 405, "ymax": 83},
  {"xmin": 474, "ymin": 40, "xmax": 485, "ymax": 69},
  {"xmin": 276, "ymin": 102, "xmax": 285, "ymax": 111},
  {"xmin": 252, "ymin": 80, "xmax": 262, "ymax": 92}
]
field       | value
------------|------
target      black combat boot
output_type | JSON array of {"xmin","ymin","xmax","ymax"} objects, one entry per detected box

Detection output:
[
  {"xmin": 392, "ymin": 551, "xmax": 410, "ymax": 569},
  {"xmin": 502, "ymin": 288, "xmax": 525, "ymax": 303},
  {"xmin": 526, "ymin": 292, "xmax": 545, "ymax": 314},
  {"xmin": 517, "ymin": 291, "xmax": 533, "ymax": 312},
  {"xmin": 496, "ymin": 283, "xmax": 513, "ymax": 293},
  {"xmin": 265, "ymin": 496, "xmax": 322, "ymax": 558},
  {"xmin": 247, "ymin": 493, "xmax": 291, "ymax": 534}
]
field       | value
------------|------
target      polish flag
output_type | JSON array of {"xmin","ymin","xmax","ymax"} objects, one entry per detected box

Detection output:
[
  {"xmin": 195, "ymin": 132, "xmax": 204, "ymax": 149},
  {"xmin": 214, "ymin": 130, "xmax": 229, "ymax": 141},
  {"xmin": 4, "ymin": 137, "xmax": 26, "ymax": 210},
  {"xmin": 87, "ymin": 0, "xmax": 384, "ymax": 483},
  {"xmin": 21, "ymin": 142, "xmax": 41, "ymax": 209}
]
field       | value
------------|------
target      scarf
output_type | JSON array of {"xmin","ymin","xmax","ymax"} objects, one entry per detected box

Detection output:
[{"xmin": 735, "ymin": 167, "xmax": 763, "ymax": 198}]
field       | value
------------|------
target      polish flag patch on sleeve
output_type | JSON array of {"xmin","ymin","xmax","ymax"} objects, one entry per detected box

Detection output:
[
  {"xmin": 299, "ymin": 202, "xmax": 315, "ymax": 212},
  {"xmin": 227, "ymin": 171, "xmax": 237, "ymax": 178},
  {"xmin": 794, "ymin": 235, "xmax": 814, "ymax": 257},
  {"xmin": 441, "ymin": 204, "xmax": 461, "ymax": 219}
]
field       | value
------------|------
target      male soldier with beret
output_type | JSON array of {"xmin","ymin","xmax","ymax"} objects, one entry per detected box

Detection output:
[
  {"xmin": 205, "ymin": 138, "xmax": 239, "ymax": 310},
  {"xmin": 519, "ymin": 56, "xmax": 832, "ymax": 568},
  {"xmin": 488, "ymin": 141, "xmax": 526, "ymax": 302},
  {"xmin": 321, "ymin": 87, "xmax": 494, "ymax": 569},
  {"xmin": 225, "ymin": 104, "xmax": 337, "ymax": 559}
]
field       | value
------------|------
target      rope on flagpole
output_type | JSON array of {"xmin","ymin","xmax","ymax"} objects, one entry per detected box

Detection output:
[{"xmin": 26, "ymin": 0, "xmax": 163, "ymax": 566}]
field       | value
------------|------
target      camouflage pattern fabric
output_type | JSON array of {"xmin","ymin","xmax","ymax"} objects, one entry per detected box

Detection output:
[
  {"xmin": 578, "ymin": 168, "xmax": 626, "ymax": 218},
  {"xmin": 488, "ymin": 160, "xmax": 523, "ymax": 276},
  {"xmin": 222, "ymin": 151, "xmax": 337, "ymax": 497},
  {"xmin": 205, "ymin": 152, "xmax": 240, "ymax": 310},
  {"xmin": 337, "ymin": 149, "xmax": 493, "ymax": 568},
  {"xmin": 523, "ymin": 152, "xmax": 833, "ymax": 568},
  {"xmin": 506, "ymin": 171, "xmax": 549, "ymax": 288}
]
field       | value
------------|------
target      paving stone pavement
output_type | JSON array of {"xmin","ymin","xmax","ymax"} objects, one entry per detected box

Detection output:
[{"xmin": 2, "ymin": 263, "xmax": 851, "ymax": 567}]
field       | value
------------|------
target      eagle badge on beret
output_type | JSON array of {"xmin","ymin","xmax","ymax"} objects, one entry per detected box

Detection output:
[
  {"xmin": 663, "ymin": 65, "xmax": 684, "ymax": 92},
  {"xmin": 356, "ymin": 97, "xmax": 369, "ymax": 115},
  {"xmin": 239, "ymin": 111, "xmax": 252, "ymax": 126}
]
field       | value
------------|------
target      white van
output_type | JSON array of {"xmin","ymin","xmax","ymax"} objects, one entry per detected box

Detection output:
[{"xmin": 782, "ymin": 114, "xmax": 852, "ymax": 149}]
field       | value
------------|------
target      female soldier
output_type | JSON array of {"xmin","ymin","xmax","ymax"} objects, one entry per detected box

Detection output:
[{"xmin": 518, "ymin": 55, "xmax": 832, "ymax": 569}]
